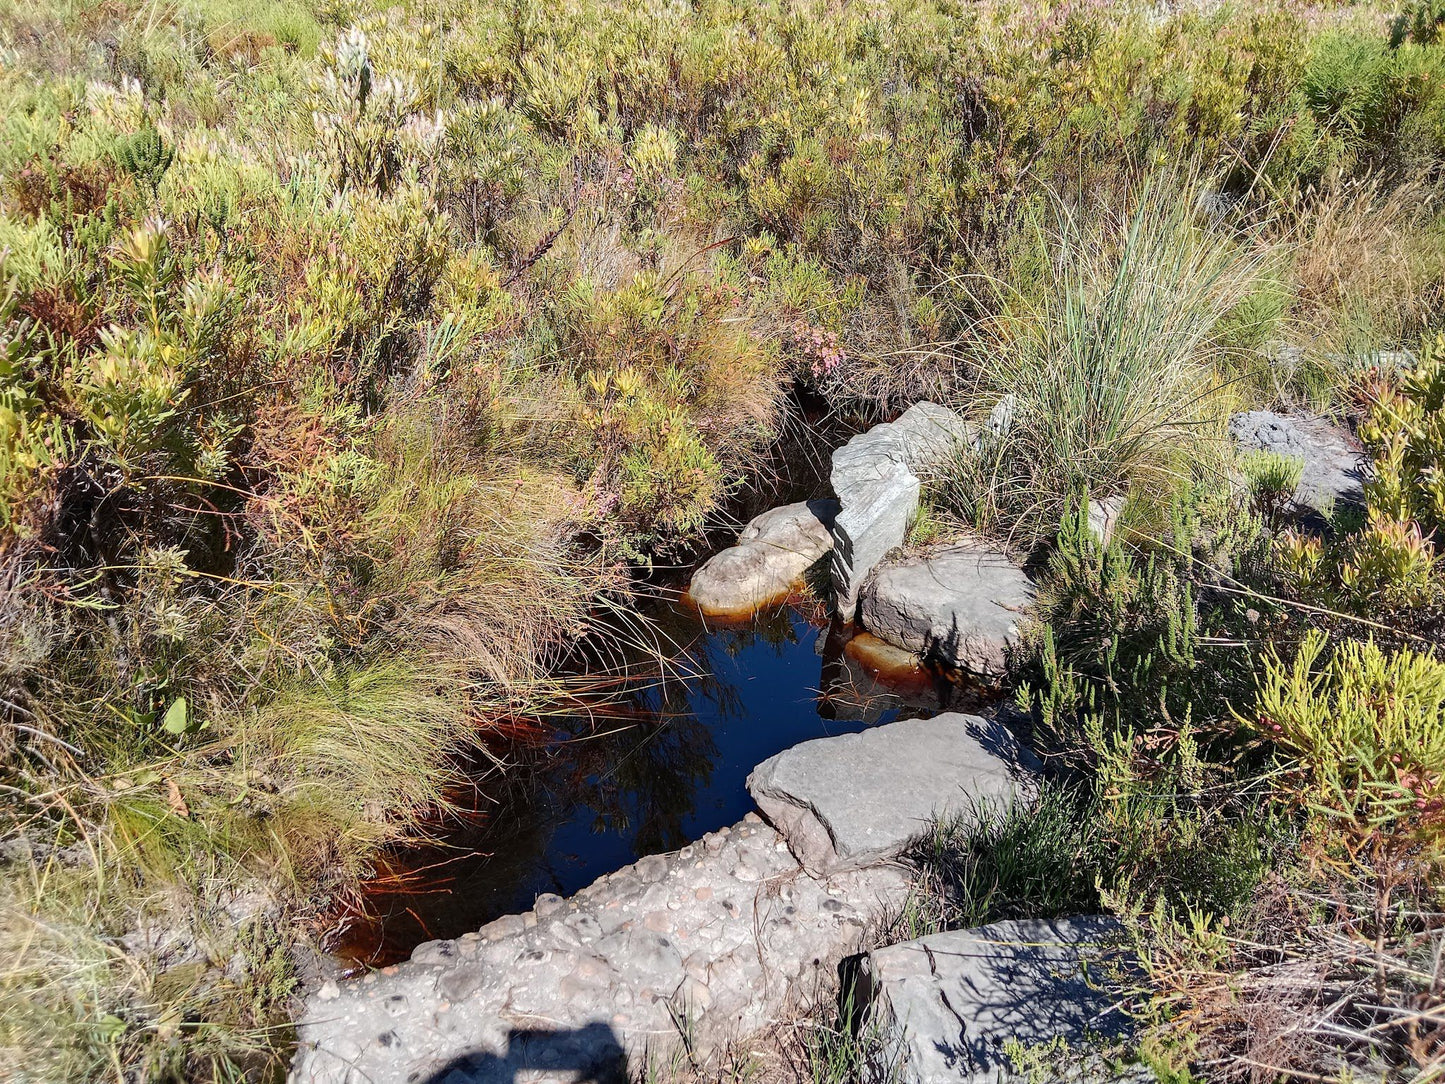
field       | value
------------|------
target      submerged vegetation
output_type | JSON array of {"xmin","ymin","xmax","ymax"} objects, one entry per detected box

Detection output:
[{"xmin": 4, "ymin": 0, "xmax": 1445, "ymax": 1078}]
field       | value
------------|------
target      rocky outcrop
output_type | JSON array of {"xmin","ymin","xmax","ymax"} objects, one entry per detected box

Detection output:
[
  {"xmin": 291, "ymin": 813, "xmax": 908, "ymax": 1084},
  {"xmin": 746, "ymin": 713, "xmax": 1039, "ymax": 875},
  {"xmin": 291, "ymin": 684, "xmax": 1121, "ymax": 1084},
  {"xmin": 858, "ymin": 541, "xmax": 1033, "ymax": 680},
  {"xmin": 830, "ymin": 403, "xmax": 974, "ymax": 619},
  {"xmin": 688, "ymin": 499, "xmax": 840, "ymax": 618},
  {"xmin": 1229, "ymin": 410, "xmax": 1367, "ymax": 519},
  {"xmin": 856, "ymin": 917, "xmax": 1132, "ymax": 1084}
]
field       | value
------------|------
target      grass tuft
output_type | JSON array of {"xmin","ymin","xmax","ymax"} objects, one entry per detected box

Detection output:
[{"xmin": 939, "ymin": 176, "xmax": 1267, "ymax": 546}]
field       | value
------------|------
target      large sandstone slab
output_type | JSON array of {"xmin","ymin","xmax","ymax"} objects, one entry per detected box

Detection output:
[
  {"xmin": 859, "ymin": 542, "xmax": 1033, "ymax": 680},
  {"xmin": 290, "ymin": 816, "xmax": 908, "ymax": 1084},
  {"xmin": 746, "ymin": 713, "xmax": 1039, "ymax": 875},
  {"xmin": 830, "ymin": 403, "xmax": 974, "ymax": 619},
  {"xmin": 1229, "ymin": 410, "xmax": 1366, "ymax": 519},
  {"xmin": 857, "ymin": 917, "xmax": 1131, "ymax": 1084},
  {"xmin": 689, "ymin": 499, "xmax": 840, "ymax": 618}
]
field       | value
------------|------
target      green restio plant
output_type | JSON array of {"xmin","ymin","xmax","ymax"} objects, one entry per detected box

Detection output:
[{"xmin": 945, "ymin": 176, "xmax": 1264, "ymax": 544}]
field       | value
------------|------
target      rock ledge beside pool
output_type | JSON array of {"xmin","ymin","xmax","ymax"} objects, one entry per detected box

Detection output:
[
  {"xmin": 688, "ymin": 499, "xmax": 839, "ymax": 618},
  {"xmin": 747, "ymin": 712, "xmax": 1040, "ymax": 875}
]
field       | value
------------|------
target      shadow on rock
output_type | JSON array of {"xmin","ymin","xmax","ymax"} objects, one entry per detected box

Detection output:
[
  {"xmin": 422, "ymin": 1023, "xmax": 627, "ymax": 1084},
  {"xmin": 855, "ymin": 917, "xmax": 1132, "ymax": 1083}
]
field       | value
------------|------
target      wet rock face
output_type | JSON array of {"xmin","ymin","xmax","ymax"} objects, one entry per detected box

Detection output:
[
  {"xmin": 688, "ymin": 499, "xmax": 840, "ymax": 618},
  {"xmin": 829, "ymin": 403, "xmax": 975, "ymax": 619},
  {"xmin": 858, "ymin": 541, "xmax": 1033, "ymax": 680},
  {"xmin": 1229, "ymin": 410, "xmax": 1367, "ymax": 519},
  {"xmin": 290, "ymin": 814, "xmax": 908, "ymax": 1084},
  {"xmin": 746, "ymin": 712, "xmax": 1040, "ymax": 875},
  {"xmin": 856, "ymin": 917, "xmax": 1132, "ymax": 1084}
]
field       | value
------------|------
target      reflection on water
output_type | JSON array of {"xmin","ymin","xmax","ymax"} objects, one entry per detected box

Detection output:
[{"xmin": 333, "ymin": 595, "xmax": 992, "ymax": 968}]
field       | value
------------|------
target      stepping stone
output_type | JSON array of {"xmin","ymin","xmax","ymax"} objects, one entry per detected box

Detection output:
[
  {"xmin": 856, "ymin": 917, "xmax": 1133, "ymax": 1084},
  {"xmin": 688, "ymin": 499, "xmax": 839, "ymax": 618},
  {"xmin": 289, "ymin": 819, "xmax": 909, "ymax": 1084},
  {"xmin": 859, "ymin": 541, "xmax": 1032, "ymax": 680},
  {"xmin": 746, "ymin": 713, "xmax": 1039, "ymax": 875},
  {"xmin": 830, "ymin": 403, "xmax": 974, "ymax": 619},
  {"xmin": 1229, "ymin": 410, "xmax": 1367, "ymax": 519}
]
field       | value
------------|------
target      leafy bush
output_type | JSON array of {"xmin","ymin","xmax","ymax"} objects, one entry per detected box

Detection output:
[
  {"xmin": 1394, "ymin": 0, "xmax": 1445, "ymax": 46},
  {"xmin": 1128, "ymin": 631, "xmax": 1445, "ymax": 1084},
  {"xmin": 1001, "ymin": 486, "xmax": 1281, "ymax": 921},
  {"xmin": 1249, "ymin": 631, "xmax": 1445, "ymax": 845},
  {"xmin": 115, "ymin": 122, "xmax": 174, "ymax": 195}
]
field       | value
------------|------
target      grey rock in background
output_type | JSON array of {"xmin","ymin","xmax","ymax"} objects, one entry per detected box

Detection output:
[{"xmin": 1229, "ymin": 410, "xmax": 1367, "ymax": 520}]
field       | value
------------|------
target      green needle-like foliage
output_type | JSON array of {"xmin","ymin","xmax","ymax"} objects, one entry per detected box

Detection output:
[
  {"xmin": 1249, "ymin": 630, "xmax": 1445, "ymax": 843},
  {"xmin": 116, "ymin": 123, "xmax": 174, "ymax": 195}
]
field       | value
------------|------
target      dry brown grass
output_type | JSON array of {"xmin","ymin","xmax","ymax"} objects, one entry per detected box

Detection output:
[
  {"xmin": 1284, "ymin": 178, "xmax": 1445, "ymax": 372},
  {"xmin": 1135, "ymin": 860, "xmax": 1445, "ymax": 1083}
]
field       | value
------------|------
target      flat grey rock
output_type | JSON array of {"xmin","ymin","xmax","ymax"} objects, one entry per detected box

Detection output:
[
  {"xmin": 746, "ymin": 713, "xmax": 1039, "ymax": 875},
  {"xmin": 859, "ymin": 542, "xmax": 1033, "ymax": 679},
  {"xmin": 830, "ymin": 403, "xmax": 974, "ymax": 619},
  {"xmin": 1229, "ymin": 411, "xmax": 1366, "ymax": 519},
  {"xmin": 857, "ymin": 917, "xmax": 1133, "ymax": 1084},
  {"xmin": 689, "ymin": 499, "xmax": 839, "ymax": 616},
  {"xmin": 289, "ymin": 817, "xmax": 908, "ymax": 1084}
]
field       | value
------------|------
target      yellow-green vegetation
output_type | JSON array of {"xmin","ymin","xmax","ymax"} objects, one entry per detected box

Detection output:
[
  {"xmin": 961, "ymin": 331, "xmax": 1445, "ymax": 1076},
  {"xmin": 1281, "ymin": 337, "xmax": 1445, "ymax": 619},
  {"xmin": 4, "ymin": 0, "xmax": 1445, "ymax": 1079}
]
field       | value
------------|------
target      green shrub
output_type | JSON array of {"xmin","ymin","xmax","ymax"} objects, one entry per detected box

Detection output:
[
  {"xmin": 1001, "ymin": 486, "xmax": 1280, "ymax": 929},
  {"xmin": 1277, "ymin": 336, "xmax": 1445, "ymax": 619},
  {"xmin": 1248, "ymin": 630, "xmax": 1445, "ymax": 845},
  {"xmin": 1394, "ymin": 0, "xmax": 1445, "ymax": 46},
  {"xmin": 115, "ymin": 122, "xmax": 174, "ymax": 196}
]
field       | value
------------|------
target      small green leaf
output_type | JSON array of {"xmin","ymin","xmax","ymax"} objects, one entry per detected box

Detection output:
[
  {"xmin": 161, "ymin": 697, "xmax": 189, "ymax": 736},
  {"xmin": 97, "ymin": 1013, "xmax": 127, "ymax": 1042}
]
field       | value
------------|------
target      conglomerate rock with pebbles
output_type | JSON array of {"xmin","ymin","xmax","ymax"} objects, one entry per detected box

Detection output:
[{"xmin": 290, "ymin": 814, "xmax": 909, "ymax": 1084}]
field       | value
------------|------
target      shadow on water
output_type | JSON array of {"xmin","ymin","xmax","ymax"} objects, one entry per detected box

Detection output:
[
  {"xmin": 332, "ymin": 592, "xmax": 997, "ymax": 968},
  {"xmin": 421, "ymin": 1024, "xmax": 627, "ymax": 1084}
]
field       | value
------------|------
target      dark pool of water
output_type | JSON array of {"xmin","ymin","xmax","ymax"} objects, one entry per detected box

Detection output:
[{"xmin": 334, "ymin": 595, "xmax": 993, "ymax": 968}]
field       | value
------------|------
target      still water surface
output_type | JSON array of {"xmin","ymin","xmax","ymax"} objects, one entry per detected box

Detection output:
[{"xmin": 337, "ymin": 595, "xmax": 988, "ymax": 967}]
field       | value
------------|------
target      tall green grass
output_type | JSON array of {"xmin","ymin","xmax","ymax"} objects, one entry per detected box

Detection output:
[{"xmin": 939, "ymin": 178, "xmax": 1267, "ymax": 546}]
